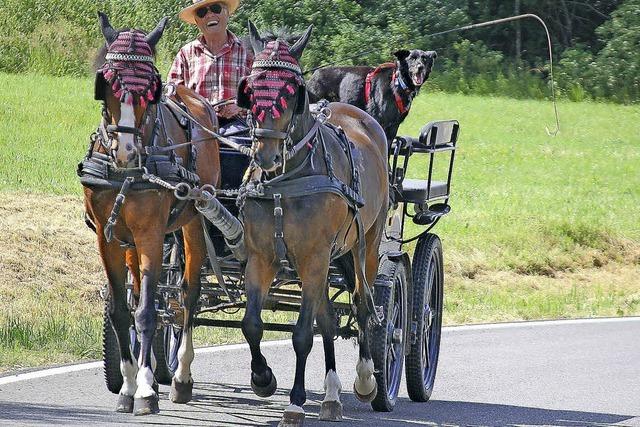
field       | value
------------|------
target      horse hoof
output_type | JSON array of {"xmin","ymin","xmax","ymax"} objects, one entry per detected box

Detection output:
[
  {"xmin": 353, "ymin": 382, "xmax": 378, "ymax": 403},
  {"xmin": 319, "ymin": 400, "xmax": 343, "ymax": 422},
  {"xmin": 251, "ymin": 368, "xmax": 277, "ymax": 398},
  {"xmin": 278, "ymin": 408, "xmax": 305, "ymax": 427},
  {"xmin": 133, "ymin": 394, "xmax": 160, "ymax": 416},
  {"xmin": 170, "ymin": 378, "xmax": 193, "ymax": 404},
  {"xmin": 115, "ymin": 394, "xmax": 134, "ymax": 413}
]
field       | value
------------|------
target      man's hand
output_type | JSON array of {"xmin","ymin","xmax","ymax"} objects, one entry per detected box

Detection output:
[{"xmin": 216, "ymin": 103, "xmax": 245, "ymax": 119}]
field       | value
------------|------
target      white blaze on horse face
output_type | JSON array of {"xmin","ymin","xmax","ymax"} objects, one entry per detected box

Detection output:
[
  {"xmin": 119, "ymin": 360, "xmax": 138, "ymax": 397},
  {"xmin": 354, "ymin": 357, "xmax": 376, "ymax": 396},
  {"xmin": 323, "ymin": 369, "xmax": 342, "ymax": 403},
  {"xmin": 115, "ymin": 102, "xmax": 137, "ymax": 167},
  {"xmin": 174, "ymin": 327, "xmax": 194, "ymax": 384}
]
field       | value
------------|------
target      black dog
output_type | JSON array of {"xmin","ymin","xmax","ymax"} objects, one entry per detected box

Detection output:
[{"xmin": 307, "ymin": 49, "xmax": 437, "ymax": 142}]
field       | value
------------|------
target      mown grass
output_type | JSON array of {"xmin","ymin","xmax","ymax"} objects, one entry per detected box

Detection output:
[{"xmin": 0, "ymin": 72, "xmax": 639, "ymax": 372}]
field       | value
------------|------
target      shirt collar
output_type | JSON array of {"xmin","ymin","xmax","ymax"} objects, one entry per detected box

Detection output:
[{"xmin": 195, "ymin": 31, "xmax": 240, "ymax": 55}]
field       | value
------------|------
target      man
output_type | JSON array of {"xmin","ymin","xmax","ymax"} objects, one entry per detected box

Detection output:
[{"xmin": 168, "ymin": 0, "xmax": 252, "ymax": 126}]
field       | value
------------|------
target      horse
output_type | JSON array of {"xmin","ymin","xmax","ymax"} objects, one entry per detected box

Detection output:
[
  {"xmin": 236, "ymin": 22, "xmax": 390, "ymax": 426},
  {"xmin": 80, "ymin": 12, "xmax": 221, "ymax": 415}
]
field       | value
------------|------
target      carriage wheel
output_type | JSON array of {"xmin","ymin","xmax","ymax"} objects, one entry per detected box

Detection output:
[
  {"xmin": 152, "ymin": 327, "xmax": 173, "ymax": 385},
  {"xmin": 370, "ymin": 261, "xmax": 408, "ymax": 412},
  {"xmin": 405, "ymin": 233, "xmax": 444, "ymax": 402}
]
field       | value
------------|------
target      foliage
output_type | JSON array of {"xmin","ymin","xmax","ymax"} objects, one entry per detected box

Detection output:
[{"xmin": 0, "ymin": 0, "xmax": 637, "ymax": 102}]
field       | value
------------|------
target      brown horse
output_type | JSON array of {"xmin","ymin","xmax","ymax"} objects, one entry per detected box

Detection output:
[
  {"xmin": 81, "ymin": 13, "xmax": 220, "ymax": 415},
  {"xmin": 236, "ymin": 23, "xmax": 389, "ymax": 426}
]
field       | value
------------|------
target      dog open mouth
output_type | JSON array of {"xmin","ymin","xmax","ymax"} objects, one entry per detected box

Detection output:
[{"xmin": 410, "ymin": 70, "xmax": 427, "ymax": 87}]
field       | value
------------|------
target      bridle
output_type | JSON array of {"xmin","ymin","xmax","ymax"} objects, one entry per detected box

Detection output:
[{"xmin": 95, "ymin": 31, "xmax": 163, "ymax": 166}]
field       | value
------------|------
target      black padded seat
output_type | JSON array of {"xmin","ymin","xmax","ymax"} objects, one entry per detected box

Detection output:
[{"xmin": 400, "ymin": 179, "xmax": 448, "ymax": 203}]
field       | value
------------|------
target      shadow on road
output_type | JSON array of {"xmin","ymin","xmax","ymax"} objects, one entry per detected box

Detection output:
[{"xmin": 0, "ymin": 383, "xmax": 635, "ymax": 426}]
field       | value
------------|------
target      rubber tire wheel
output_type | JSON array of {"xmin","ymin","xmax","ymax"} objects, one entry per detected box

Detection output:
[
  {"xmin": 103, "ymin": 297, "xmax": 123, "ymax": 395},
  {"xmin": 152, "ymin": 328, "xmax": 172, "ymax": 385},
  {"xmin": 405, "ymin": 233, "xmax": 444, "ymax": 402},
  {"xmin": 370, "ymin": 261, "xmax": 408, "ymax": 412},
  {"xmin": 163, "ymin": 325, "xmax": 183, "ymax": 379}
]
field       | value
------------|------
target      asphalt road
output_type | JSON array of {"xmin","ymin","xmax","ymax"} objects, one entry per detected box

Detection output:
[{"xmin": 1, "ymin": 318, "xmax": 639, "ymax": 427}]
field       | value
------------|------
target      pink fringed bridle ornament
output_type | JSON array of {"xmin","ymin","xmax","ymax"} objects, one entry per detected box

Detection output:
[
  {"xmin": 99, "ymin": 30, "xmax": 161, "ymax": 109},
  {"xmin": 245, "ymin": 40, "xmax": 303, "ymax": 123}
]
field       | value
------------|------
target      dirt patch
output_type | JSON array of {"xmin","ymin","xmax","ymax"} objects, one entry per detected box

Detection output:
[{"xmin": 0, "ymin": 192, "xmax": 104, "ymax": 312}]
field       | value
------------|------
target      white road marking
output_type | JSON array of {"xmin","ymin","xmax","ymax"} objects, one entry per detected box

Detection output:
[{"xmin": 1, "ymin": 317, "xmax": 638, "ymax": 386}]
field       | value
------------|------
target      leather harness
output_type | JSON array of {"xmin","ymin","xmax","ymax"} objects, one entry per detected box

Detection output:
[
  {"xmin": 364, "ymin": 62, "xmax": 413, "ymax": 115},
  {"xmin": 242, "ymin": 119, "xmax": 364, "ymax": 271}
]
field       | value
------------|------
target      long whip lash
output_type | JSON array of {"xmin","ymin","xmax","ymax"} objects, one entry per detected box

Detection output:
[{"xmin": 307, "ymin": 14, "xmax": 560, "ymax": 136}]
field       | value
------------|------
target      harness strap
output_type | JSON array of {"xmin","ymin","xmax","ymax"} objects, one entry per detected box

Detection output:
[
  {"xmin": 392, "ymin": 70, "xmax": 411, "ymax": 115},
  {"xmin": 104, "ymin": 177, "xmax": 134, "ymax": 244},
  {"xmin": 364, "ymin": 62, "xmax": 412, "ymax": 115},
  {"xmin": 273, "ymin": 194, "xmax": 290, "ymax": 269},
  {"xmin": 253, "ymin": 128, "xmax": 289, "ymax": 140},
  {"xmin": 106, "ymin": 124, "xmax": 142, "ymax": 135},
  {"xmin": 364, "ymin": 62, "xmax": 396, "ymax": 106}
]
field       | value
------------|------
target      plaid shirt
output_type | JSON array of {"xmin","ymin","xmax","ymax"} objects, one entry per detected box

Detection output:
[{"xmin": 167, "ymin": 31, "xmax": 253, "ymax": 104}]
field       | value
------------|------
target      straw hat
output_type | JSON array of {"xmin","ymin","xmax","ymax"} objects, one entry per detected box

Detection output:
[{"xmin": 179, "ymin": 0, "xmax": 240, "ymax": 25}]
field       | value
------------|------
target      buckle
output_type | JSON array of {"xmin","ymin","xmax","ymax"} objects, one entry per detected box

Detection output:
[{"xmin": 274, "ymin": 206, "xmax": 283, "ymax": 216}]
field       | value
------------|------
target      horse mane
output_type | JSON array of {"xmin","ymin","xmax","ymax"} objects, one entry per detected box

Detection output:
[{"xmin": 92, "ymin": 27, "xmax": 156, "ymax": 72}]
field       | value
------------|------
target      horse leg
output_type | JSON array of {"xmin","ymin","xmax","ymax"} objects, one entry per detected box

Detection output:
[
  {"xmin": 98, "ymin": 235, "xmax": 137, "ymax": 413},
  {"xmin": 352, "ymin": 246, "xmax": 382, "ymax": 402},
  {"xmin": 281, "ymin": 257, "xmax": 330, "ymax": 427},
  {"xmin": 241, "ymin": 255, "xmax": 278, "ymax": 398},
  {"xmin": 316, "ymin": 292, "xmax": 343, "ymax": 422},
  {"xmin": 171, "ymin": 218, "xmax": 205, "ymax": 404},
  {"xmin": 131, "ymin": 229, "xmax": 164, "ymax": 415}
]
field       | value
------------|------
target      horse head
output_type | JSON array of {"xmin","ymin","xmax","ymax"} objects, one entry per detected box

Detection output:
[
  {"xmin": 237, "ymin": 21, "xmax": 313, "ymax": 172},
  {"xmin": 95, "ymin": 12, "xmax": 168, "ymax": 168}
]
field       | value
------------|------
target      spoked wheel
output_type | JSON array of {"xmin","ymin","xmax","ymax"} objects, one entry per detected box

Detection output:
[
  {"xmin": 405, "ymin": 233, "xmax": 444, "ymax": 402},
  {"xmin": 370, "ymin": 260, "xmax": 408, "ymax": 412},
  {"xmin": 159, "ymin": 232, "xmax": 185, "ymax": 381}
]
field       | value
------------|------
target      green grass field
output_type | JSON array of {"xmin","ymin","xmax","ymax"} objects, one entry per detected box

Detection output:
[{"xmin": 0, "ymin": 72, "xmax": 639, "ymax": 372}]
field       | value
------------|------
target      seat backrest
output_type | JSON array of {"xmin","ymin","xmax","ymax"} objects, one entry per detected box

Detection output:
[{"xmin": 419, "ymin": 120, "xmax": 459, "ymax": 148}]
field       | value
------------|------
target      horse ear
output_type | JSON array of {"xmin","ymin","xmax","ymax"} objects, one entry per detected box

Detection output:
[
  {"xmin": 146, "ymin": 17, "xmax": 170, "ymax": 50},
  {"xmin": 289, "ymin": 25, "xmax": 313, "ymax": 61},
  {"xmin": 236, "ymin": 76, "xmax": 252, "ymax": 109},
  {"xmin": 393, "ymin": 49, "xmax": 411, "ymax": 61},
  {"xmin": 247, "ymin": 20, "xmax": 264, "ymax": 55},
  {"xmin": 98, "ymin": 12, "xmax": 118, "ymax": 45}
]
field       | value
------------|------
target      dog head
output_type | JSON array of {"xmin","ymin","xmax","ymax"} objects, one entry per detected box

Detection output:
[{"xmin": 394, "ymin": 49, "xmax": 437, "ymax": 88}]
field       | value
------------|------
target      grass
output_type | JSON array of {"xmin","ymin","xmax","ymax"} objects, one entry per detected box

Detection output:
[{"xmin": 0, "ymin": 72, "xmax": 639, "ymax": 373}]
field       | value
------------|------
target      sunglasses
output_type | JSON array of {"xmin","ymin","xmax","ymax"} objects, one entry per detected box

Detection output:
[{"xmin": 196, "ymin": 3, "xmax": 224, "ymax": 18}]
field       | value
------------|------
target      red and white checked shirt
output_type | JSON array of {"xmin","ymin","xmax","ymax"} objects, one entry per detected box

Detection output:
[{"xmin": 167, "ymin": 31, "xmax": 253, "ymax": 104}]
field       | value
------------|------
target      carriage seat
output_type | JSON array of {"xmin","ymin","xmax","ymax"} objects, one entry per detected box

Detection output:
[{"xmin": 400, "ymin": 179, "xmax": 448, "ymax": 204}]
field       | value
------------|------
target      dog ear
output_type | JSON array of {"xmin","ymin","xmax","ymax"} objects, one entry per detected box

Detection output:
[
  {"xmin": 236, "ymin": 76, "xmax": 252, "ymax": 109},
  {"xmin": 393, "ymin": 49, "xmax": 411, "ymax": 61}
]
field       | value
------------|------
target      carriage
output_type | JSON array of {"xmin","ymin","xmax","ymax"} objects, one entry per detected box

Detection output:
[
  {"xmin": 101, "ymin": 116, "xmax": 460, "ymax": 411},
  {"xmin": 82, "ymin": 15, "xmax": 463, "ymax": 422}
]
